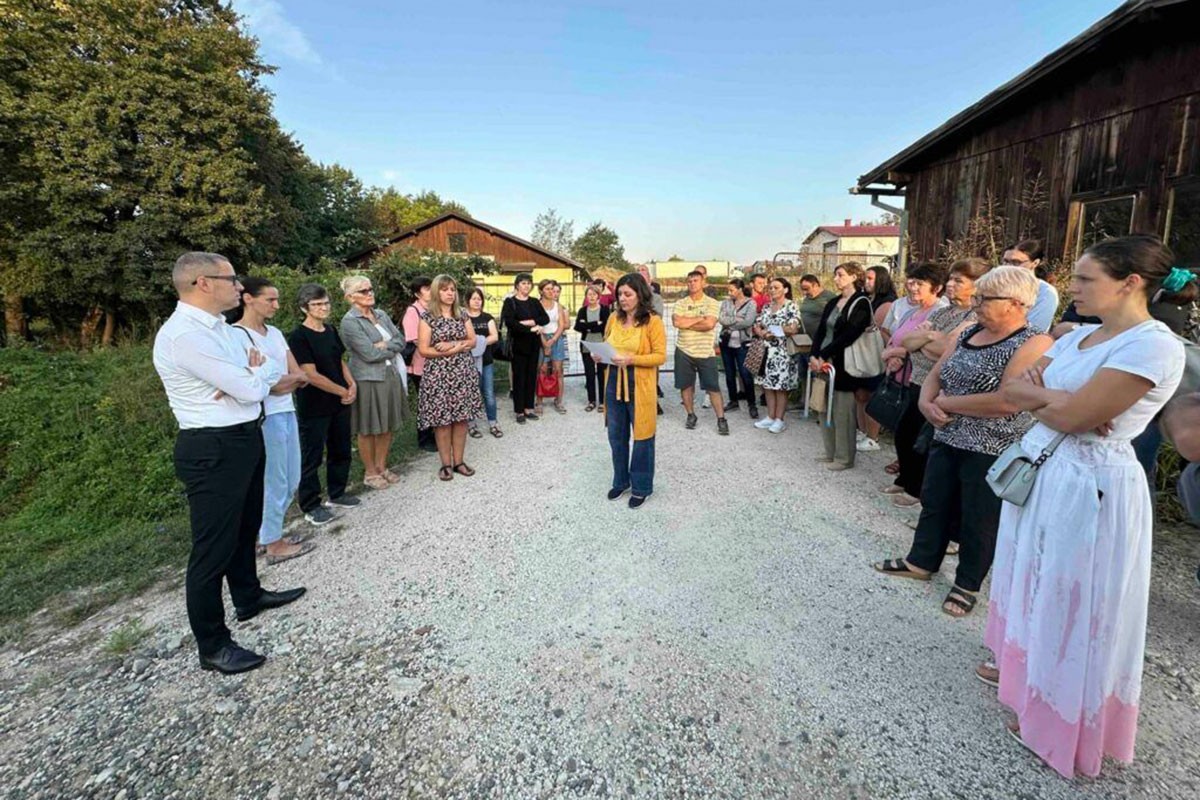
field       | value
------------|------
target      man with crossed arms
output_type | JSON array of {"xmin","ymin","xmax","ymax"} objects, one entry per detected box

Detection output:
[{"xmin": 154, "ymin": 252, "xmax": 306, "ymax": 674}]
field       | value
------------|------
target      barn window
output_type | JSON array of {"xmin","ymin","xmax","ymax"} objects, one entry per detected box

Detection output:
[
  {"xmin": 1166, "ymin": 184, "xmax": 1200, "ymax": 268},
  {"xmin": 1077, "ymin": 195, "xmax": 1135, "ymax": 256},
  {"xmin": 448, "ymin": 233, "xmax": 467, "ymax": 253}
]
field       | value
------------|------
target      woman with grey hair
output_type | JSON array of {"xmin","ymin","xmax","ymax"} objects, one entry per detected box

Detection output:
[
  {"xmin": 339, "ymin": 274, "xmax": 408, "ymax": 490},
  {"xmin": 874, "ymin": 266, "xmax": 1052, "ymax": 618}
]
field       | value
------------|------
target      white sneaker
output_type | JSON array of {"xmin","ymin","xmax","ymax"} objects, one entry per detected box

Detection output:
[
  {"xmin": 754, "ymin": 417, "xmax": 774, "ymax": 429},
  {"xmin": 857, "ymin": 437, "xmax": 881, "ymax": 452},
  {"xmin": 701, "ymin": 396, "xmax": 711, "ymax": 408},
  {"xmin": 856, "ymin": 430, "xmax": 867, "ymax": 443},
  {"xmin": 769, "ymin": 419, "xmax": 787, "ymax": 434}
]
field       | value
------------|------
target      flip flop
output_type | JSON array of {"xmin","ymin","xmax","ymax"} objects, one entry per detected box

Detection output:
[
  {"xmin": 872, "ymin": 558, "xmax": 932, "ymax": 581},
  {"xmin": 453, "ymin": 463, "xmax": 476, "ymax": 477},
  {"xmin": 438, "ymin": 465, "xmax": 454, "ymax": 482}
]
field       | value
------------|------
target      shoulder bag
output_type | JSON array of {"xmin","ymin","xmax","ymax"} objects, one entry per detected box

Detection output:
[
  {"xmin": 985, "ymin": 432, "xmax": 1068, "ymax": 506},
  {"xmin": 744, "ymin": 337, "xmax": 768, "ymax": 376},
  {"xmin": 864, "ymin": 360, "xmax": 912, "ymax": 432},
  {"xmin": 843, "ymin": 296, "xmax": 885, "ymax": 378}
]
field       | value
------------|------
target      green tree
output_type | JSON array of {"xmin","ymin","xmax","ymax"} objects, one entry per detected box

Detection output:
[
  {"xmin": 370, "ymin": 189, "xmax": 468, "ymax": 236},
  {"xmin": 369, "ymin": 248, "xmax": 498, "ymax": 319},
  {"xmin": 0, "ymin": 0, "xmax": 293, "ymax": 344},
  {"xmin": 530, "ymin": 208, "xmax": 575, "ymax": 257},
  {"xmin": 571, "ymin": 222, "xmax": 630, "ymax": 272}
]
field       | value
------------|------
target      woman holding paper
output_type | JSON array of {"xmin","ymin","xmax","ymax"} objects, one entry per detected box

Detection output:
[{"xmin": 595, "ymin": 273, "xmax": 667, "ymax": 509}]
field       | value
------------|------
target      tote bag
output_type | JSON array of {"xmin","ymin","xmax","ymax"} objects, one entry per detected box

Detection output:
[
  {"xmin": 843, "ymin": 297, "xmax": 885, "ymax": 378},
  {"xmin": 865, "ymin": 365, "xmax": 912, "ymax": 432},
  {"xmin": 536, "ymin": 363, "xmax": 560, "ymax": 398},
  {"xmin": 744, "ymin": 338, "xmax": 768, "ymax": 376}
]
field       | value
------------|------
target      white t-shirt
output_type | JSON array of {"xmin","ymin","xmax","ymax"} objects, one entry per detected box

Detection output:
[
  {"xmin": 236, "ymin": 324, "xmax": 295, "ymax": 416},
  {"xmin": 1027, "ymin": 280, "xmax": 1059, "ymax": 333},
  {"xmin": 1038, "ymin": 320, "xmax": 1184, "ymax": 442}
]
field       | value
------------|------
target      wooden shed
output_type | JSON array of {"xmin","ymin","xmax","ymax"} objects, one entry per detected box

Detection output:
[{"xmin": 855, "ymin": 0, "xmax": 1200, "ymax": 268}]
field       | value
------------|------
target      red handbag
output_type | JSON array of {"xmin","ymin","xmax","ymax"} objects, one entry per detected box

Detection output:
[{"xmin": 536, "ymin": 363, "xmax": 561, "ymax": 398}]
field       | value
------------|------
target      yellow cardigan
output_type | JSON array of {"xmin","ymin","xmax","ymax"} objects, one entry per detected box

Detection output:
[{"xmin": 604, "ymin": 314, "xmax": 667, "ymax": 441}]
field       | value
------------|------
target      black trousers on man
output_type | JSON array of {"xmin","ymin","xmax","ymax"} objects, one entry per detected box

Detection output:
[
  {"xmin": 408, "ymin": 373, "xmax": 434, "ymax": 448},
  {"xmin": 296, "ymin": 406, "xmax": 352, "ymax": 513},
  {"xmin": 905, "ymin": 442, "xmax": 1001, "ymax": 593},
  {"xmin": 511, "ymin": 349, "xmax": 539, "ymax": 414},
  {"xmin": 174, "ymin": 422, "xmax": 265, "ymax": 656}
]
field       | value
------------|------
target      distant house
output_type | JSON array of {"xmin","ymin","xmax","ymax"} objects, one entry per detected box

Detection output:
[
  {"xmin": 801, "ymin": 219, "xmax": 900, "ymax": 268},
  {"xmin": 345, "ymin": 212, "xmax": 592, "ymax": 295},
  {"xmin": 854, "ymin": 0, "xmax": 1200, "ymax": 267},
  {"xmin": 648, "ymin": 260, "xmax": 734, "ymax": 280}
]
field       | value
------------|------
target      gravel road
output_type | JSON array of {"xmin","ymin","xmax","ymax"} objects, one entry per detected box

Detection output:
[{"xmin": 3, "ymin": 378, "xmax": 1199, "ymax": 799}]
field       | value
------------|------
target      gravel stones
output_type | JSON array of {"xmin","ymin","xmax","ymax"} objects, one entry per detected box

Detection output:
[{"xmin": 1, "ymin": 384, "xmax": 1198, "ymax": 798}]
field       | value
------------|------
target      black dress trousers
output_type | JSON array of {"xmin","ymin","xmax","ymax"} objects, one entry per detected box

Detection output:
[{"xmin": 174, "ymin": 422, "xmax": 266, "ymax": 655}]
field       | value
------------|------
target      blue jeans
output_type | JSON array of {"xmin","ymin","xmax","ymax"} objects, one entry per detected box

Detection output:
[
  {"xmin": 260, "ymin": 411, "xmax": 301, "ymax": 545},
  {"xmin": 1132, "ymin": 421, "xmax": 1163, "ymax": 487},
  {"xmin": 479, "ymin": 362, "xmax": 497, "ymax": 424},
  {"xmin": 606, "ymin": 366, "xmax": 655, "ymax": 497},
  {"xmin": 720, "ymin": 343, "xmax": 755, "ymax": 407}
]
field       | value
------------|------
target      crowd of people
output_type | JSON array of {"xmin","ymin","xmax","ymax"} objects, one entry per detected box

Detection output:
[{"xmin": 154, "ymin": 237, "xmax": 1197, "ymax": 783}]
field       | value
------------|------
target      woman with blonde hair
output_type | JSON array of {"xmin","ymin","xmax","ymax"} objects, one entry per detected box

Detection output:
[
  {"xmin": 417, "ymin": 275, "xmax": 483, "ymax": 481},
  {"xmin": 338, "ymin": 274, "xmax": 407, "ymax": 490}
]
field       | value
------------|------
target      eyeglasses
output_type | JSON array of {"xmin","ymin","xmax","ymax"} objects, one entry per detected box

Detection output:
[
  {"xmin": 193, "ymin": 274, "xmax": 244, "ymax": 285},
  {"xmin": 970, "ymin": 295, "xmax": 1022, "ymax": 307},
  {"xmin": 353, "ymin": 287, "xmax": 375, "ymax": 295}
]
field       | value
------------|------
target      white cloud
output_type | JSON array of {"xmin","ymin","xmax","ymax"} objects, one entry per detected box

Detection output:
[
  {"xmin": 232, "ymin": 0, "xmax": 323, "ymax": 66},
  {"xmin": 382, "ymin": 170, "xmax": 400, "ymax": 181}
]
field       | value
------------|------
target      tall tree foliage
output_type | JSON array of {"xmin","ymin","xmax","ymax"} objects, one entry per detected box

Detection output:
[
  {"xmin": 572, "ymin": 222, "xmax": 630, "ymax": 272},
  {"xmin": 1, "ymin": 0, "xmax": 284, "ymax": 342},
  {"xmin": 371, "ymin": 189, "xmax": 468, "ymax": 236},
  {"xmin": 530, "ymin": 208, "xmax": 576, "ymax": 257}
]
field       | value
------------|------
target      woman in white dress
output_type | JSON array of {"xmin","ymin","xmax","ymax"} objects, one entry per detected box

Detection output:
[{"xmin": 989, "ymin": 235, "xmax": 1184, "ymax": 778}]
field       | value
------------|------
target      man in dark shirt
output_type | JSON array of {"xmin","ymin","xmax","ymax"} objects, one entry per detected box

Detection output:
[{"xmin": 288, "ymin": 284, "xmax": 360, "ymax": 524}]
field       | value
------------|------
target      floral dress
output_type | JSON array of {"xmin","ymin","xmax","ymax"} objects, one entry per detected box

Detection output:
[
  {"xmin": 755, "ymin": 301, "xmax": 801, "ymax": 391},
  {"xmin": 417, "ymin": 313, "xmax": 484, "ymax": 429}
]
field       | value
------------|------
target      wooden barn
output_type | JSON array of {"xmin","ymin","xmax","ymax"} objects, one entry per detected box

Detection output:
[
  {"xmin": 345, "ymin": 212, "xmax": 593, "ymax": 310},
  {"xmin": 854, "ymin": 0, "xmax": 1200, "ymax": 269}
]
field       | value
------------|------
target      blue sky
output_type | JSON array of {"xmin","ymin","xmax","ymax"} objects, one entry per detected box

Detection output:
[{"xmin": 232, "ymin": 0, "xmax": 1121, "ymax": 263}]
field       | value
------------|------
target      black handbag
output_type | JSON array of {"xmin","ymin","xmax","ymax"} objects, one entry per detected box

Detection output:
[
  {"xmin": 865, "ymin": 362, "xmax": 913, "ymax": 432},
  {"xmin": 493, "ymin": 326, "xmax": 513, "ymax": 362}
]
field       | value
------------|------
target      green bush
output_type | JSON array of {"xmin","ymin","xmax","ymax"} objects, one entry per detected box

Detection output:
[{"xmin": 0, "ymin": 345, "xmax": 188, "ymax": 626}]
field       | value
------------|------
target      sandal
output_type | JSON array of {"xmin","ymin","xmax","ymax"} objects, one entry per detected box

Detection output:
[
  {"xmin": 382, "ymin": 469, "xmax": 401, "ymax": 484},
  {"xmin": 554, "ymin": 403, "xmax": 567, "ymax": 414},
  {"xmin": 364, "ymin": 474, "xmax": 390, "ymax": 490},
  {"xmin": 942, "ymin": 587, "xmax": 977, "ymax": 617},
  {"xmin": 891, "ymin": 494, "xmax": 920, "ymax": 508},
  {"xmin": 880, "ymin": 485, "xmax": 906, "ymax": 495},
  {"xmin": 585, "ymin": 403, "xmax": 596, "ymax": 412},
  {"xmin": 490, "ymin": 426, "xmax": 503, "ymax": 438},
  {"xmin": 438, "ymin": 465, "xmax": 454, "ymax": 482},
  {"xmin": 884, "ymin": 460, "xmax": 900, "ymax": 475},
  {"xmin": 468, "ymin": 427, "xmax": 483, "ymax": 439},
  {"xmin": 975, "ymin": 661, "xmax": 1000, "ymax": 688},
  {"xmin": 453, "ymin": 463, "xmax": 475, "ymax": 477},
  {"xmin": 946, "ymin": 542, "xmax": 960, "ymax": 556},
  {"xmin": 872, "ymin": 558, "xmax": 932, "ymax": 581}
]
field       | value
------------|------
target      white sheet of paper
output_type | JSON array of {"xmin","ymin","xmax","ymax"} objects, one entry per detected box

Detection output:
[
  {"xmin": 584, "ymin": 341, "xmax": 619, "ymax": 364},
  {"xmin": 471, "ymin": 335, "xmax": 488, "ymax": 358},
  {"xmin": 768, "ymin": 324, "xmax": 785, "ymax": 338}
]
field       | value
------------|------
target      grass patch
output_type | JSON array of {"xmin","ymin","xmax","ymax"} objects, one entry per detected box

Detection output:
[
  {"xmin": 0, "ymin": 344, "xmax": 418, "ymax": 638},
  {"xmin": 103, "ymin": 618, "xmax": 152, "ymax": 655}
]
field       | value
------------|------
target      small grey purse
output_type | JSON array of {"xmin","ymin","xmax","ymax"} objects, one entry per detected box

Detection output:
[{"xmin": 985, "ymin": 432, "xmax": 1068, "ymax": 506}]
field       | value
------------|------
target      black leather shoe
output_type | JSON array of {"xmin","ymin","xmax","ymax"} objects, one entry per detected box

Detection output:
[
  {"xmin": 607, "ymin": 487, "xmax": 629, "ymax": 500},
  {"xmin": 628, "ymin": 495, "xmax": 647, "ymax": 509},
  {"xmin": 199, "ymin": 644, "xmax": 266, "ymax": 674},
  {"xmin": 235, "ymin": 587, "xmax": 307, "ymax": 622}
]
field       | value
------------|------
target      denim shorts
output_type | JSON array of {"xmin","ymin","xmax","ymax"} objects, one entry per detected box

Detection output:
[{"xmin": 541, "ymin": 334, "xmax": 567, "ymax": 362}]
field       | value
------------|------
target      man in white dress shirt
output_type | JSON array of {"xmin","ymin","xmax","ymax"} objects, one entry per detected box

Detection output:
[{"xmin": 153, "ymin": 252, "xmax": 307, "ymax": 674}]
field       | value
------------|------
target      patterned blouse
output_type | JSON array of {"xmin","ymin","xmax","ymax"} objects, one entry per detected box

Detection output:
[
  {"xmin": 934, "ymin": 324, "xmax": 1037, "ymax": 456},
  {"xmin": 909, "ymin": 304, "xmax": 975, "ymax": 386}
]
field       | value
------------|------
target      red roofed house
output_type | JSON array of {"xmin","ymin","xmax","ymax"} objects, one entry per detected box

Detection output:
[{"xmin": 801, "ymin": 219, "xmax": 900, "ymax": 269}]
